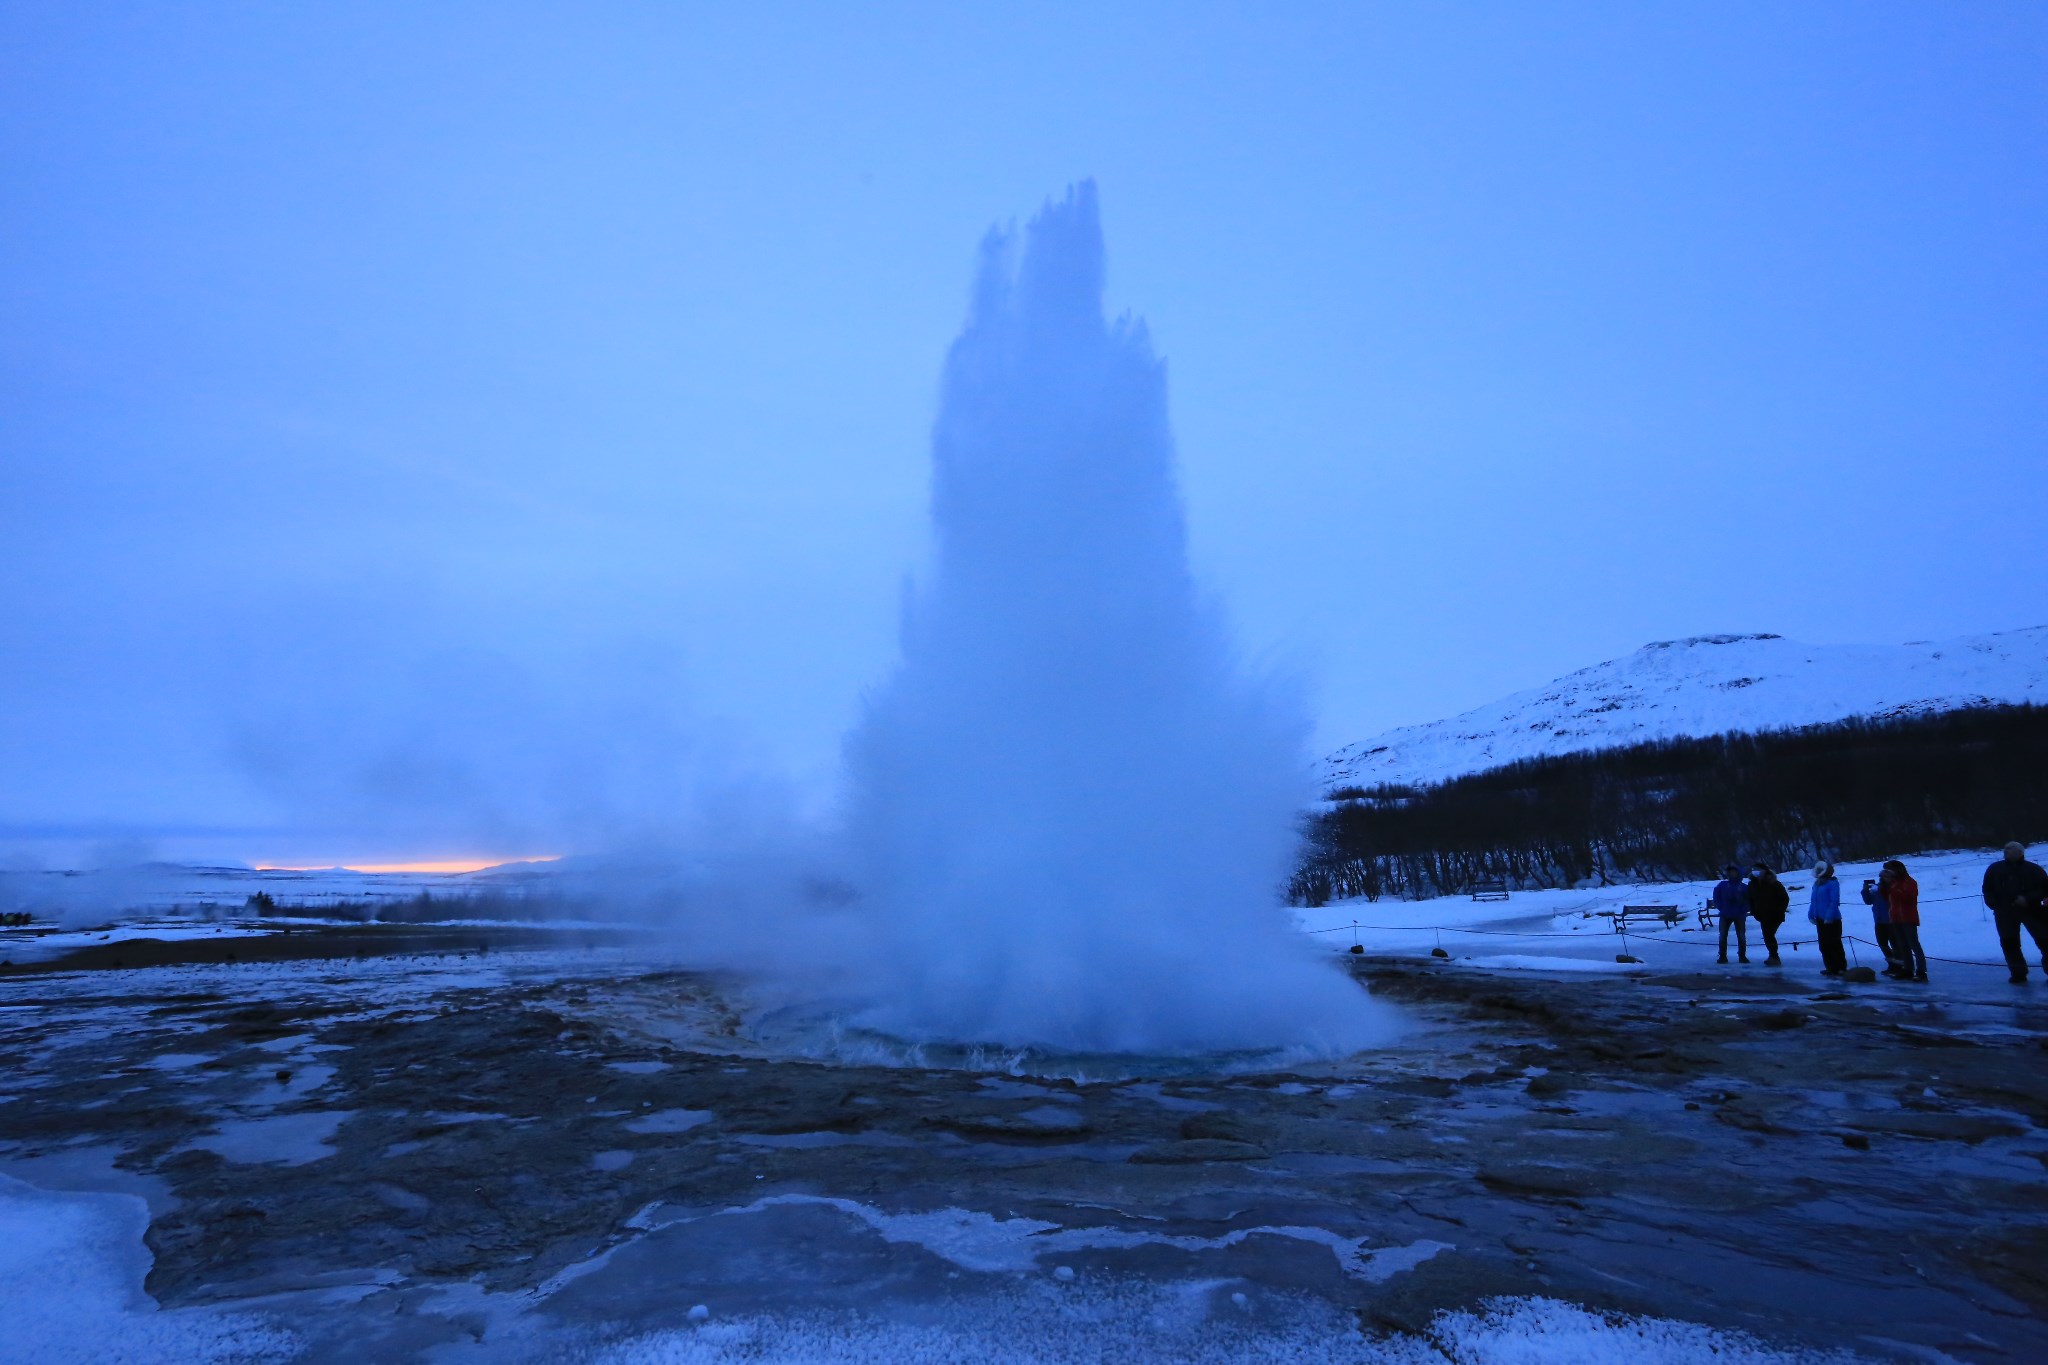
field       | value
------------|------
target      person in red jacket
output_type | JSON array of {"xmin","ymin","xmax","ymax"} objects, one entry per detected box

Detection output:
[{"xmin": 1884, "ymin": 859, "xmax": 1925, "ymax": 982}]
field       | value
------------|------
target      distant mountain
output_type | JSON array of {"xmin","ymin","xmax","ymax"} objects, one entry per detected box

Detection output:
[{"xmin": 1323, "ymin": 625, "xmax": 2048, "ymax": 792}]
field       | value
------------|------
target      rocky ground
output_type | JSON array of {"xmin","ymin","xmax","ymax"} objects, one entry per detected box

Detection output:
[{"xmin": 2, "ymin": 927, "xmax": 2044, "ymax": 1362}]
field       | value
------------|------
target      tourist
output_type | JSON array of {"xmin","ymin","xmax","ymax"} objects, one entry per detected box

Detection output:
[
  {"xmin": 1713, "ymin": 864, "xmax": 1750, "ymax": 964},
  {"xmin": 1981, "ymin": 842, "xmax": 2048, "ymax": 985},
  {"xmin": 1863, "ymin": 869, "xmax": 1899, "ymax": 974},
  {"xmin": 1807, "ymin": 862, "xmax": 1845, "ymax": 977},
  {"xmin": 1884, "ymin": 859, "xmax": 1925, "ymax": 982},
  {"xmin": 1747, "ymin": 864, "xmax": 1790, "ymax": 966}
]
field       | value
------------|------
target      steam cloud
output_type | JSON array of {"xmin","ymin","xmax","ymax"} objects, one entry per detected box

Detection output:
[{"xmin": 842, "ymin": 184, "xmax": 1392, "ymax": 1054}]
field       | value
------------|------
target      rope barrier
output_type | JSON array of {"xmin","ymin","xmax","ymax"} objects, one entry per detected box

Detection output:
[{"xmin": 1308, "ymin": 915, "xmax": 2023, "ymax": 969}]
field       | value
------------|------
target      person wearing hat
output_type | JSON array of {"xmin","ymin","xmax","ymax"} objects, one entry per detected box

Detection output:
[
  {"xmin": 1982, "ymin": 842, "xmax": 2048, "ymax": 984},
  {"xmin": 1712, "ymin": 863, "xmax": 1751, "ymax": 964},
  {"xmin": 1747, "ymin": 864, "xmax": 1790, "ymax": 966},
  {"xmin": 1807, "ymin": 861, "xmax": 1845, "ymax": 977},
  {"xmin": 1884, "ymin": 859, "xmax": 1925, "ymax": 982}
]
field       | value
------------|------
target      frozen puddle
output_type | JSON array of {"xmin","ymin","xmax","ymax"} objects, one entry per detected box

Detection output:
[
  {"xmin": 0, "ymin": 1175, "xmax": 1881, "ymax": 1365},
  {"xmin": 656, "ymin": 1193, "xmax": 1452, "ymax": 1282},
  {"xmin": 0, "ymin": 1174, "xmax": 295, "ymax": 1363},
  {"xmin": 624, "ymin": 1107, "xmax": 714, "ymax": 1135},
  {"xmin": 1458, "ymin": 954, "xmax": 1645, "ymax": 973},
  {"xmin": 191, "ymin": 1111, "xmax": 351, "ymax": 1166}
]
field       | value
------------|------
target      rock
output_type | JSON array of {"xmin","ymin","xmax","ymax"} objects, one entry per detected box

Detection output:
[
  {"xmin": 938, "ymin": 1109, "xmax": 1089, "ymax": 1140},
  {"xmin": 1524, "ymin": 1071, "xmax": 1579, "ymax": 1099},
  {"xmin": 1178, "ymin": 1112, "xmax": 1256, "ymax": 1143},
  {"xmin": 1844, "ymin": 966, "xmax": 1878, "ymax": 983},
  {"xmin": 1476, "ymin": 1163, "xmax": 1614, "ymax": 1199},
  {"xmin": 1841, "ymin": 1112, "xmax": 2025, "ymax": 1144},
  {"xmin": 1840, "ymin": 1133, "xmax": 1870, "ymax": 1150},
  {"xmin": 1615, "ymin": 953, "xmax": 1640, "ymax": 964},
  {"xmin": 1958, "ymin": 1226, "xmax": 2048, "ymax": 1314},
  {"xmin": 1129, "ymin": 1138, "xmax": 1270, "ymax": 1164},
  {"xmin": 1713, "ymin": 1095, "xmax": 1803, "ymax": 1135},
  {"xmin": 1430, "ymin": 947, "xmax": 1450, "ymax": 958}
]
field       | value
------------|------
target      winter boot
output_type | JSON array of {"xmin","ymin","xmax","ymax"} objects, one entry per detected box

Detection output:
[
  {"xmin": 1738, "ymin": 954, "xmax": 1750, "ymax": 964},
  {"xmin": 1766, "ymin": 954, "xmax": 1782, "ymax": 966},
  {"xmin": 1716, "ymin": 956, "xmax": 1728, "ymax": 965}
]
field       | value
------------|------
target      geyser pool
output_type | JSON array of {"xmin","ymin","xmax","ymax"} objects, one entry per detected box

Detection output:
[{"xmin": 841, "ymin": 183, "xmax": 1396, "ymax": 1056}]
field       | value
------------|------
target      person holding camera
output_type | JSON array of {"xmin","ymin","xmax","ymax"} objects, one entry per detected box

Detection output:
[
  {"xmin": 1883, "ymin": 859, "xmax": 1925, "ymax": 982},
  {"xmin": 1863, "ymin": 868, "xmax": 1899, "ymax": 974}
]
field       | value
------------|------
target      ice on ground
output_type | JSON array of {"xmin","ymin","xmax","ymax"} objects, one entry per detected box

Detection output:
[
  {"xmin": 190, "ymin": 1111, "xmax": 351, "ymax": 1166},
  {"xmin": 682, "ymin": 1194, "xmax": 1436, "ymax": 1283},
  {"xmin": 0, "ymin": 1174, "xmax": 294, "ymax": 1365},
  {"xmin": 585, "ymin": 1289, "xmax": 1873, "ymax": 1365},
  {"xmin": 1457, "ymin": 955, "xmax": 1641, "ymax": 974},
  {"xmin": 624, "ymin": 1108, "xmax": 715, "ymax": 1135}
]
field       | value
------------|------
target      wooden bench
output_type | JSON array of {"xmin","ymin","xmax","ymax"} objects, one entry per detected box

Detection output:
[
  {"xmin": 1470, "ymin": 879, "xmax": 1510, "ymax": 903},
  {"xmin": 1613, "ymin": 904, "xmax": 1681, "ymax": 932}
]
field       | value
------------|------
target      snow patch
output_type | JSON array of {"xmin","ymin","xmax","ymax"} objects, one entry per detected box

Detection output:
[
  {"xmin": 190, "ymin": 1111, "xmax": 350, "ymax": 1166},
  {"xmin": 1326, "ymin": 625, "xmax": 2048, "ymax": 790},
  {"xmin": 0, "ymin": 1174, "xmax": 294, "ymax": 1364},
  {"xmin": 585, "ymin": 1290, "xmax": 1870, "ymax": 1364}
]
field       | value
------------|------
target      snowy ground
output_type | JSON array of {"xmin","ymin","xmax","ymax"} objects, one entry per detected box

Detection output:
[
  {"xmin": 1322, "ymin": 626, "xmax": 2048, "ymax": 790},
  {"xmin": 2, "ymin": 903, "xmax": 2043, "ymax": 1363},
  {"xmin": 1297, "ymin": 845, "xmax": 2042, "ymax": 1002}
]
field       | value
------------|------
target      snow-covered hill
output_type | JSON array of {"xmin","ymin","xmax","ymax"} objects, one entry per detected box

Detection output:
[{"xmin": 1323, "ymin": 625, "xmax": 2048, "ymax": 792}]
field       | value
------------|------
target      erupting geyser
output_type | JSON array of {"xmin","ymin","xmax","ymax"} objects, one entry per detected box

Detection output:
[{"xmin": 844, "ymin": 184, "xmax": 1393, "ymax": 1054}]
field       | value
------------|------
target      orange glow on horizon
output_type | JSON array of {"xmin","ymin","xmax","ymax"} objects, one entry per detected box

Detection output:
[{"xmin": 252, "ymin": 857, "xmax": 560, "ymax": 875}]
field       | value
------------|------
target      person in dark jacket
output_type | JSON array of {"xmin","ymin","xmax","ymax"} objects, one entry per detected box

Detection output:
[
  {"xmin": 1746, "ymin": 865, "xmax": 1790, "ymax": 965},
  {"xmin": 1884, "ymin": 859, "xmax": 1925, "ymax": 982},
  {"xmin": 1863, "ymin": 869, "xmax": 1899, "ymax": 974},
  {"xmin": 1982, "ymin": 842, "xmax": 2048, "ymax": 984},
  {"xmin": 1807, "ymin": 862, "xmax": 1845, "ymax": 976},
  {"xmin": 1712, "ymin": 864, "xmax": 1750, "ymax": 964}
]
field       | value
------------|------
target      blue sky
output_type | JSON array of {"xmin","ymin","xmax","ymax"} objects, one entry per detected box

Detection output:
[{"xmin": 4, "ymin": 3, "xmax": 2044, "ymax": 865}]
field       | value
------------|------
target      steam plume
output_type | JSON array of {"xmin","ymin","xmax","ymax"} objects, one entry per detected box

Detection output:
[{"xmin": 843, "ymin": 183, "xmax": 1391, "ymax": 1054}]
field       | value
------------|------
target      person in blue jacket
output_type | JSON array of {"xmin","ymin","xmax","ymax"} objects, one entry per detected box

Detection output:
[
  {"xmin": 1713, "ymin": 863, "xmax": 1750, "ymax": 964},
  {"xmin": 1807, "ymin": 861, "xmax": 1845, "ymax": 977},
  {"xmin": 1862, "ymin": 868, "xmax": 1900, "ymax": 974}
]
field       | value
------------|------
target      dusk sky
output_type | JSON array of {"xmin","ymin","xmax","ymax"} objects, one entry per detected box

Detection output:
[{"xmin": 4, "ymin": 4, "xmax": 2044, "ymax": 867}]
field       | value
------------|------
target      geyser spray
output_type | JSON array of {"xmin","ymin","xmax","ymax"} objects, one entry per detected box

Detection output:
[{"xmin": 843, "ymin": 183, "xmax": 1393, "ymax": 1055}]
